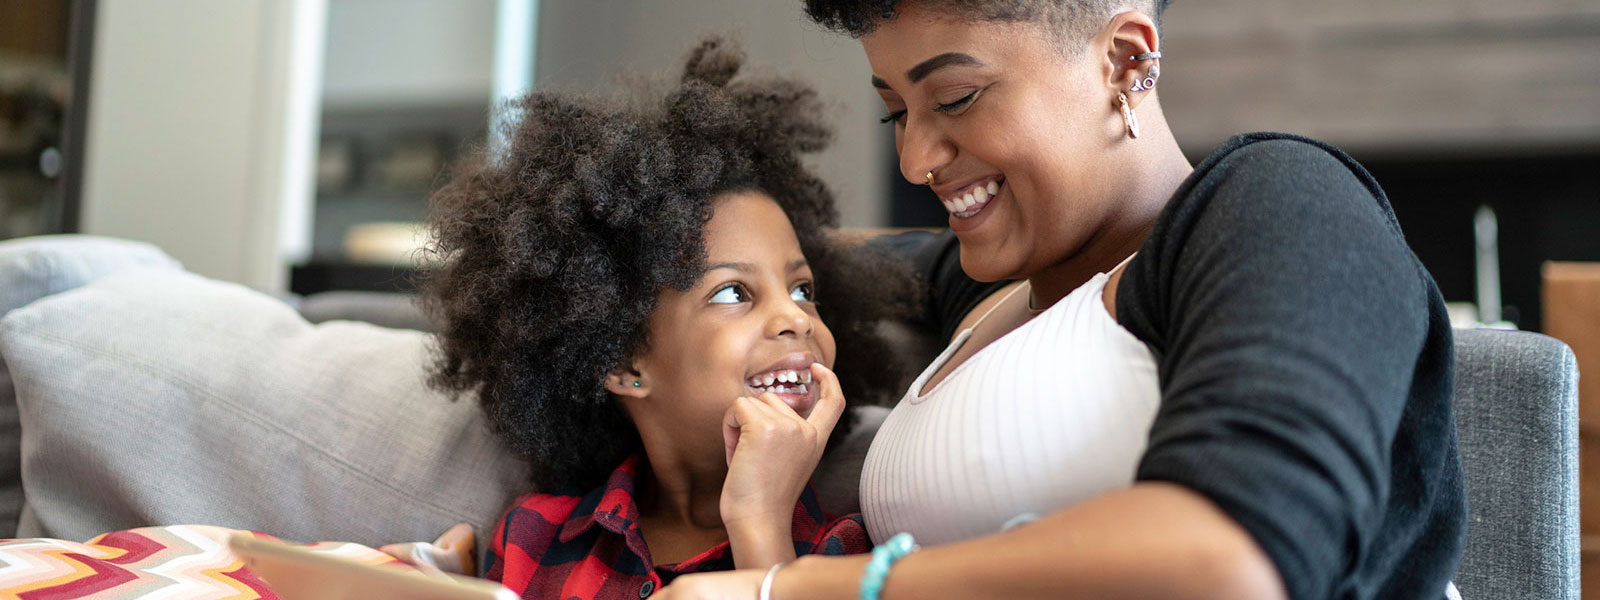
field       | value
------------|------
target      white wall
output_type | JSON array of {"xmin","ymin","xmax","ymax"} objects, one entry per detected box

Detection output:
[
  {"xmin": 80, "ymin": 0, "xmax": 326, "ymax": 292},
  {"xmin": 536, "ymin": 1, "xmax": 890, "ymax": 226},
  {"xmin": 321, "ymin": 0, "xmax": 497, "ymax": 108}
]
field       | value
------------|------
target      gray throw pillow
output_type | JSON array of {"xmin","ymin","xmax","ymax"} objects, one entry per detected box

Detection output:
[
  {"xmin": 0, "ymin": 269, "xmax": 530, "ymax": 550},
  {"xmin": 0, "ymin": 235, "xmax": 182, "ymax": 537}
]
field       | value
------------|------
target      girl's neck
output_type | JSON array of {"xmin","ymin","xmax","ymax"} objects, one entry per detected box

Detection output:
[
  {"xmin": 636, "ymin": 447, "xmax": 727, "ymax": 530},
  {"xmin": 634, "ymin": 453, "xmax": 733, "ymax": 565}
]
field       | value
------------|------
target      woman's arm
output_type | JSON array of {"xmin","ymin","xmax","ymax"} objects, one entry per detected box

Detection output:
[
  {"xmin": 776, "ymin": 482, "xmax": 1285, "ymax": 599},
  {"xmin": 660, "ymin": 483, "xmax": 1283, "ymax": 600}
]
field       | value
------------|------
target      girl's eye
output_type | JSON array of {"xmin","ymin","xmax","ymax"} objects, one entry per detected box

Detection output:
[
  {"xmin": 709, "ymin": 284, "xmax": 749, "ymax": 305},
  {"xmin": 790, "ymin": 282, "xmax": 815, "ymax": 303},
  {"xmin": 933, "ymin": 90, "xmax": 978, "ymax": 113},
  {"xmin": 879, "ymin": 109, "xmax": 907, "ymax": 125}
]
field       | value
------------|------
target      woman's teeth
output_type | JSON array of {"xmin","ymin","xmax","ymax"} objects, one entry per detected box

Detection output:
[
  {"xmin": 746, "ymin": 369, "xmax": 813, "ymax": 395},
  {"xmin": 943, "ymin": 180, "xmax": 1000, "ymax": 218}
]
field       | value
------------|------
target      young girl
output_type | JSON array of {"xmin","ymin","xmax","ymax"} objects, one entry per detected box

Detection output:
[{"xmin": 418, "ymin": 37, "xmax": 919, "ymax": 599}]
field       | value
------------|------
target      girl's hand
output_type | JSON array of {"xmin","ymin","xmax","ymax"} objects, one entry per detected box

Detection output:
[{"xmin": 719, "ymin": 363, "xmax": 846, "ymax": 562}]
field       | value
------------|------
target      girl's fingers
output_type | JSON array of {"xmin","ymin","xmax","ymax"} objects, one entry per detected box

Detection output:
[
  {"xmin": 805, "ymin": 363, "xmax": 846, "ymax": 435},
  {"xmin": 722, "ymin": 395, "xmax": 790, "ymax": 464}
]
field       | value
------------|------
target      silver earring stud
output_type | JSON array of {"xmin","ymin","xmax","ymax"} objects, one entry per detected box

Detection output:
[{"xmin": 1130, "ymin": 51, "xmax": 1161, "ymax": 92}]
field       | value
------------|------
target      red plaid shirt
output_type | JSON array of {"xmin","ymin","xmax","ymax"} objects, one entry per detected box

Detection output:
[{"xmin": 484, "ymin": 455, "xmax": 870, "ymax": 599}]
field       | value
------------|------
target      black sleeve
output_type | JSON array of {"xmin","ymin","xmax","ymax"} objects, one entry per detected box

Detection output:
[
  {"xmin": 1117, "ymin": 138, "xmax": 1435, "ymax": 600},
  {"xmin": 869, "ymin": 230, "xmax": 1010, "ymax": 343}
]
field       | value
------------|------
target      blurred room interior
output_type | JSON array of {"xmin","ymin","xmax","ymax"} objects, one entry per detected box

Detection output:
[
  {"xmin": 0, "ymin": 0, "xmax": 1598, "ymax": 592},
  {"xmin": 3, "ymin": 0, "xmax": 1596, "ymax": 327}
]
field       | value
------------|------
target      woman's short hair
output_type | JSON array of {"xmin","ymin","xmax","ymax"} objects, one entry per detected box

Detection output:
[
  {"xmin": 803, "ymin": 0, "xmax": 1170, "ymax": 54},
  {"xmin": 419, "ymin": 36, "xmax": 922, "ymax": 492}
]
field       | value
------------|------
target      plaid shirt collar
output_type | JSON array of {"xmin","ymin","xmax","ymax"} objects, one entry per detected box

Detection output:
[
  {"xmin": 557, "ymin": 455, "xmax": 652, "ymax": 562},
  {"xmin": 554, "ymin": 454, "xmax": 832, "ymax": 571}
]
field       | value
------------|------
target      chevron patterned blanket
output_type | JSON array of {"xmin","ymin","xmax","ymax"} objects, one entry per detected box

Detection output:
[{"xmin": 0, "ymin": 524, "xmax": 473, "ymax": 599}]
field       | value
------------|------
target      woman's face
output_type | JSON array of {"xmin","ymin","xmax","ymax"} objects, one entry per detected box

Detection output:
[
  {"xmin": 623, "ymin": 191, "xmax": 837, "ymax": 455},
  {"xmin": 862, "ymin": 4, "xmax": 1127, "ymax": 282}
]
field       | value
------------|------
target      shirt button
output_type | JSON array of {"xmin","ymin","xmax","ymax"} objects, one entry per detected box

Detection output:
[{"xmin": 639, "ymin": 580, "xmax": 655, "ymax": 597}]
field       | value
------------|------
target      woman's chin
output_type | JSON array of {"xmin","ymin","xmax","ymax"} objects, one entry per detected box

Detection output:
[{"xmin": 956, "ymin": 248, "xmax": 1022, "ymax": 284}]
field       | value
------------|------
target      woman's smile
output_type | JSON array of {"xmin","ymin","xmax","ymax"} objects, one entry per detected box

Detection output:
[{"xmin": 941, "ymin": 176, "xmax": 1006, "ymax": 234}]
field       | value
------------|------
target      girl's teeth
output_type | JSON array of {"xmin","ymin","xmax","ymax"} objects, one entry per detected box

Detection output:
[
  {"xmin": 962, "ymin": 193, "xmax": 975, "ymax": 209},
  {"xmin": 763, "ymin": 374, "xmax": 775, "ymax": 385},
  {"xmin": 987, "ymin": 181, "xmax": 998, "ymax": 195},
  {"xmin": 973, "ymin": 186, "xmax": 989, "ymax": 203}
]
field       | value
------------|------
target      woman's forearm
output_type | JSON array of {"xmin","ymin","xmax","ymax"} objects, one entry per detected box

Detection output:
[{"xmin": 775, "ymin": 482, "xmax": 1287, "ymax": 600}]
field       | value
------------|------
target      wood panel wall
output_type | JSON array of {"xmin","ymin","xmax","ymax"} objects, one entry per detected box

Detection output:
[{"xmin": 1158, "ymin": 0, "xmax": 1600, "ymax": 154}]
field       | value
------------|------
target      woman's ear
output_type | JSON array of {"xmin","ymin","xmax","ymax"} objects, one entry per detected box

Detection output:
[
  {"xmin": 1101, "ymin": 10, "xmax": 1162, "ymax": 109},
  {"xmin": 604, "ymin": 367, "xmax": 650, "ymax": 399}
]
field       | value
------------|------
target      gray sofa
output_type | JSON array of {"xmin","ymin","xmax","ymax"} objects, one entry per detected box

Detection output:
[{"xmin": 0, "ymin": 235, "xmax": 1580, "ymax": 598}]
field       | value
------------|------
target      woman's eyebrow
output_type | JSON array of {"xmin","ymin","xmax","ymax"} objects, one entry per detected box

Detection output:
[
  {"xmin": 908, "ymin": 52, "xmax": 984, "ymax": 83},
  {"xmin": 871, "ymin": 52, "xmax": 986, "ymax": 89}
]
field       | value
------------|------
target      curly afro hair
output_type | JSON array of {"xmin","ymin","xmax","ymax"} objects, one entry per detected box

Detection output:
[
  {"xmin": 420, "ymin": 36, "xmax": 923, "ymax": 493},
  {"xmin": 803, "ymin": 0, "xmax": 1170, "ymax": 52}
]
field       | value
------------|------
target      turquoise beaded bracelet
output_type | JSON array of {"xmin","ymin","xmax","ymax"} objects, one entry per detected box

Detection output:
[{"xmin": 858, "ymin": 533, "xmax": 917, "ymax": 600}]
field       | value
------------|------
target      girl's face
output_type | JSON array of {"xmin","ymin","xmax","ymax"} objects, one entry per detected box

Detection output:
[
  {"xmin": 861, "ymin": 4, "xmax": 1128, "ymax": 282},
  {"xmin": 618, "ymin": 191, "xmax": 836, "ymax": 456}
]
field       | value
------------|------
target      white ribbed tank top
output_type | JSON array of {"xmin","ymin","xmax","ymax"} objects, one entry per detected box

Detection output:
[{"xmin": 859, "ymin": 267, "xmax": 1161, "ymax": 545}]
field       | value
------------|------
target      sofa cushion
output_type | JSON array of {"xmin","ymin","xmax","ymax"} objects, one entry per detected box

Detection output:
[
  {"xmin": 0, "ymin": 269, "xmax": 531, "ymax": 551},
  {"xmin": 0, "ymin": 235, "xmax": 182, "ymax": 537}
]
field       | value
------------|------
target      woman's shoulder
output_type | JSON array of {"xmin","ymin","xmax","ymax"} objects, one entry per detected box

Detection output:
[
  {"xmin": 1149, "ymin": 132, "xmax": 1404, "ymax": 254},
  {"xmin": 1119, "ymin": 132, "xmax": 1438, "ymax": 344},
  {"xmin": 1183, "ymin": 132, "xmax": 1393, "ymax": 221}
]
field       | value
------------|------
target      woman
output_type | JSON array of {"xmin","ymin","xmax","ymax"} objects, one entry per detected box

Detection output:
[{"xmin": 660, "ymin": 1, "xmax": 1464, "ymax": 599}]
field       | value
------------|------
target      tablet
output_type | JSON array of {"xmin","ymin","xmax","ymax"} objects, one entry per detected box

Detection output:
[{"xmin": 228, "ymin": 534, "xmax": 518, "ymax": 600}]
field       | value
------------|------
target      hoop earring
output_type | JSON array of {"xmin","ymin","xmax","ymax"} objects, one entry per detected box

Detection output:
[
  {"xmin": 1118, "ymin": 93, "xmax": 1140, "ymax": 139},
  {"xmin": 926, "ymin": 171, "xmax": 936, "ymax": 187}
]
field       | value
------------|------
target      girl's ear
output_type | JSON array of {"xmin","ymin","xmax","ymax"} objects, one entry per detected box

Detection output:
[{"xmin": 604, "ymin": 367, "xmax": 650, "ymax": 399}]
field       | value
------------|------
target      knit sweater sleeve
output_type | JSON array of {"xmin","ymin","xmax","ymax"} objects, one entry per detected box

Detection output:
[{"xmin": 1115, "ymin": 134, "xmax": 1453, "ymax": 599}]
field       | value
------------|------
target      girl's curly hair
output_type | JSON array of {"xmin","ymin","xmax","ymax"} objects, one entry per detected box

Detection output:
[{"xmin": 420, "ymin": 36, "xmax": 922, "ymax": 492}]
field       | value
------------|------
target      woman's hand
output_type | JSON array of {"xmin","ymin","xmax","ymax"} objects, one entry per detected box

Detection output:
[
  {"xmin": 654, "ymin": 567, "xmax": 767, "ymax": 600},
  {"xmin": 719, "ymin": 363, "xmax": 846, "ymax": 567}
]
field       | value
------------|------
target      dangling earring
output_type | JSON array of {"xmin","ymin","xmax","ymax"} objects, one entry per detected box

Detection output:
[{"xmin": 1118, "ymin": 93, "xmax": 1140, "ymax": 139}]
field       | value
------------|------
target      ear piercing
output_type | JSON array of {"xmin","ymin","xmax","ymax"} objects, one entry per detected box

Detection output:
[
  {"xmin": 1129, "ymin": 50, "xmax": 1161, "ymax": 93},
  {"xmin": 926, "ymin": 171, "xmax": 936, "ymax": 186},
  {"xmin": 633, "ymin": 381, "xmax": 642, "ymax": 387}
]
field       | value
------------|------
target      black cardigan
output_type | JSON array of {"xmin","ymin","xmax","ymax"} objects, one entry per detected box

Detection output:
[{"xmin": 877, "ymin": 133, "xmax": 1465, "ymax": 599}]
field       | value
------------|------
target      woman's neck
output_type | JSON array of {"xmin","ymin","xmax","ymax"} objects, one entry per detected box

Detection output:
[{"xmin": 1028, "ymin": 102, "xmax": 1192, "ymax": 307}]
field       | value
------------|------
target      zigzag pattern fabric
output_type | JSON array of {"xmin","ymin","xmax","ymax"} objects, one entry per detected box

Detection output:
[{"xmin": 0, "ymin": 525, "xmax": 408, "ymax": 599}]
